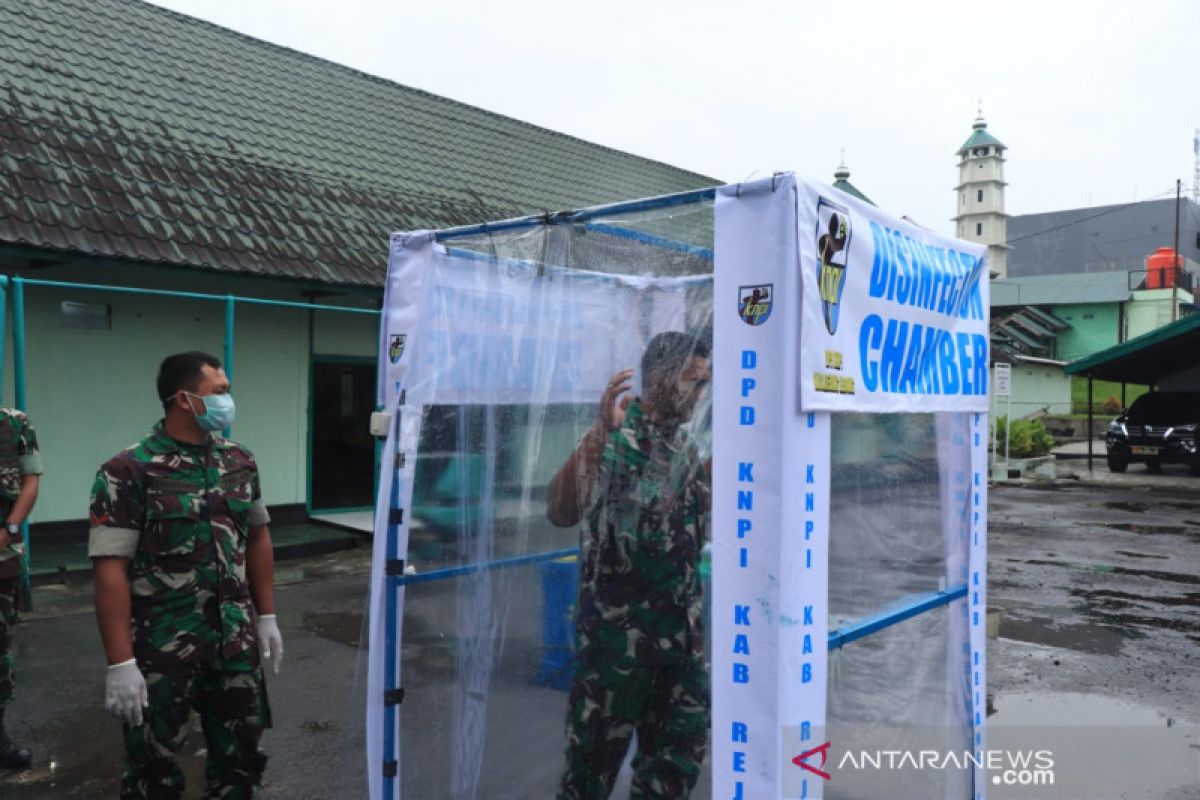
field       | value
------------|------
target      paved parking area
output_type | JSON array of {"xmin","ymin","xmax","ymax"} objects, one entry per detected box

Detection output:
[
  {"xmin": 988, "ymin": 474, "xmax": 1200, "ymax": 798},
  {"xmin": 2, "ymin": 468, "xmax": 1199, "ymax": 797}
]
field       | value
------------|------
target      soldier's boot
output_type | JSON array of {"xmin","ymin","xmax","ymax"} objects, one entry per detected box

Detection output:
[{"xmin": 0, "ymin": 708, "xmax": 32, "ymax": 769}]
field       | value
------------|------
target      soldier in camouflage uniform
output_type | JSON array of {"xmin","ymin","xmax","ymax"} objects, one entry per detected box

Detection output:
[
  {"xmin": 0, "ymin": 407, "xmax": 43, "ymax": 770},
  {"xmin": 548, "ymin": 332, "xmax": 712, "ymax": 799},
  {"xmin": 89, "ymin": 352, "xmax": 283, "ymax": 799}
]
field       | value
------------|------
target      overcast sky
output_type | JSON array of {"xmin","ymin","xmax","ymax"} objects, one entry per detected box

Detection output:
[{"xmin": 148, "ymin": 0, "xmax": 1200, "ymax": 236}]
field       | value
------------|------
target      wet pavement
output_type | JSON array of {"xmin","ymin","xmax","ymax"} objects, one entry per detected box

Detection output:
[
  {"xmin": 1, "ymin": 473, "xmax": 1199, "ymax": 797},
  {"xmin": 0, "ymin": 544, "xmax": 376, "ymax": 798},
  {"xmin": 988, "ymin": 476, "xmax": 1200, "ymax": 798}
]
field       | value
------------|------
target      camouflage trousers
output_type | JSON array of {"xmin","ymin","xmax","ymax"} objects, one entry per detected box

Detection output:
[
  {"xmin": 558, "ymin": 631, "xmax": 710, "ymax": 799},
  {"xmin": 121, "ymin": 660, "xmax": 272, "ymax": 800},
  {"xmin": 0, "ymin": 577, "xmax": 18, "ymax": 708}
]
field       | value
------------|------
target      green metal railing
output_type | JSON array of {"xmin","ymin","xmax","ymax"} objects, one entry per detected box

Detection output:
[{"xmin": 4, "ymin": 274, "xmax": 382, "ymax": 606}]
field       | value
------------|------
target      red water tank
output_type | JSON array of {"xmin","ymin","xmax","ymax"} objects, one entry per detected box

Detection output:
[{"xmin": 1146, "ymin": 247, "xmax": 1182, "ymax": 289}]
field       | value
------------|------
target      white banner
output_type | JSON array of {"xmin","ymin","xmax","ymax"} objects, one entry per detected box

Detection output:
[
  {"xmin": 713, "ymin": 174, "xmax": 832, "ymax": 800},
  {"xmin": 937, "ymin": 411, "xmax": 990, "ymax": 800},
  {"xmin": 969, "ymin": 411, "xmax": 989, "ymax": 799},
  {"xmin": 796, "ymin": 181, "xmax": 990, "ymax": 413}
]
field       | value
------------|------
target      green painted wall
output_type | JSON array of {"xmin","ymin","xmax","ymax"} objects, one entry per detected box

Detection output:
[
  {"xmin": 6, "ymin": 263, "xmax": 380, "ymax": 523},
  {"xmin": 1050, "ymin": 303, "xmax": 1120, "ymax": 362},
  {"xmin": 313, "ymin": 306, "xmax": 379, "ymax": 356}
]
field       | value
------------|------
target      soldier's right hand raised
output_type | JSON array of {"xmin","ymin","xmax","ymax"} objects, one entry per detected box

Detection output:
[
  {"xmin": 105, "ymin": 658, "xmax": 149, "ymax": 727},
  {"xmin": 598, "ymin": 368, "xmax": 635, "ymax": 432}
]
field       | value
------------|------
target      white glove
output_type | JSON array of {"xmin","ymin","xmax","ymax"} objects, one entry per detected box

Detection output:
[
  {"xmin": 105, "ymin": 658, "xmax": 148, "ymax": 727},
  {"xmin": 258, "ymin": 614, "xmax": 284, "ymax": 675}
]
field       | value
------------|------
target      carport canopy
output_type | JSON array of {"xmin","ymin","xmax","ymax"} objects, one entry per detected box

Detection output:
[{"xmin": 1064, "ymin": 312, "xmax": 1200, "ymax": 385}]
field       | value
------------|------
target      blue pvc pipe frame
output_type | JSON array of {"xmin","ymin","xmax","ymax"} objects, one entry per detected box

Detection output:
[
  {"xmin": 4, "ymin": 275, "xmax": 381, "ymax": 608},
  {"xmin": 0, "ymin": 278, "xmax": 25, "ymax": 607},
  {"xmin": 827, "ymin": 584, "xmax": 969, "ymax": 649},
  {"xmin": 433, "ymin": 186, "xmax": 718, "ymax": 244},
  {"xmin": 387, "ymin": 544, "xmax": 967, "ymax": 648},
  {"xmin": 10, "ymin": 278, "xmax": 31, "ymax": 605},
  {"xmin": 383, "ymin": 407, "xmax": 403, "ymax": 799}
]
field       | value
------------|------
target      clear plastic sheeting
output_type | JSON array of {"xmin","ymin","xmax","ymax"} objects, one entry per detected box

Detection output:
[
  {"xmin": 826, "ymin": 413, "xmax": 974, "ymax": 799},
  {"xmin": 828, "ymin": 414, "xmax": 952, "ymax": 618},
  {"xmin": 372, "ymin": 196, "xmax": 716, "ymax": 799},
  {"xmin": 826, "ymin": 607, "xmax": 970, "ymax": 799}
]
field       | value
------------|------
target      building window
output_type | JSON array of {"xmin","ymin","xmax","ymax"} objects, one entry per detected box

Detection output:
[
  {"xmin": 977, "ymin": 189, "xmax": 984, "ymax": 202},
  {"xmin": 976, "ymin": 223, "xmax": 983, "ymax": 236},
  {"xmin": 61, "ymin": 301, "xmax": 111, "ymax": 330}
]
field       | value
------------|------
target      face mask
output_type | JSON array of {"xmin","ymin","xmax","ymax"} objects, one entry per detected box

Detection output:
[{"xmin": 183, "ymin": 391, "xmax": 236, "ymax": 432}]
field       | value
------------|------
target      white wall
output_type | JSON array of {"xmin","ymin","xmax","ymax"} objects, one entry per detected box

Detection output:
[{"xmin": 990, "ymin": 362, "xmax": 1071, "ymax": 418}]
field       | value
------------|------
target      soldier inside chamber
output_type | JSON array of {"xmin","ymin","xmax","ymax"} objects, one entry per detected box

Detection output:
[{"xmin": 546, "ymin": 332, "xmax": 712, "ymax": 799}]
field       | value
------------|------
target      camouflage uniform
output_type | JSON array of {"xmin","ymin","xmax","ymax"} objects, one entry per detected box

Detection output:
[
  {"xmin": 0, "ymin": 409, "xmax": 43, "ymax": 709},
  {"xmin": 88, "ymin": 421, "xmax": 273, "ymax": 799},
  {"xmin": 559, "ymin": 400, "xmax": 710, "ymax": 799}
]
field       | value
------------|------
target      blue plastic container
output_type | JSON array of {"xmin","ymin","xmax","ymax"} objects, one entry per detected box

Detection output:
[{"xmin": 535, "ymin": 556, "xmax": 579, "ymax": 691}]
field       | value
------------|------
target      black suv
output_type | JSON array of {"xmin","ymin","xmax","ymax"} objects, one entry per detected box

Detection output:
[{"xmin": 1106, "ymin": 391, "xmax": 1200, "ymax": 474}]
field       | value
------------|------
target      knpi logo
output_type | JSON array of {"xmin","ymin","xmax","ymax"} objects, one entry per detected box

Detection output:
[
  {"xmin": 388, "ymin": 333, "xmax": 406, "ymax": 363},
  {"xmin": 815, "ymin": 197, "xmax": 851, "ymax": 335},
  {"xmin": 738, "ymin": 284, "xmax": 773, "ymax": 326}
]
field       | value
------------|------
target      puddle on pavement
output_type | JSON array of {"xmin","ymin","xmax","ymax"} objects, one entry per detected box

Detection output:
[
  {"xmin": 302, "ymin": 611, "xmax": 363, "ymax": 647},
  {"xmin": 1102, "ymin": 500, "xmax": 1150, "ymax": 513},
  {"xmin": 1022, "ymin": 558, "xmax": 1200, "ymax": 585},
  {"xmin": 1103, "ymin": 522, "xmax": 1195, "ymax": 536},
  {"xmin": 1070, "ymin": 589, "xmax": 1200, "ymax": 635},
  {"xmin": 998, "ymin": 614, "xmax": 1131, "ymax": 655},
  {"xmin": 1089, "ymin": 612, "xmax": 1200, "ymax": 635},
  {"xmin": 1023, "ymin": 558, "xmax": 1113, "ymax": 573},
  {"xmin": 988, "ymin": 692, "xmax": 1200, "ymax": 798},
  {"xmin": 1, "ymin": 708, "xmax": 206, "ymax": 797},
  {"xmin": 1071, "ymin": 588, "xmax": 1200, "ymax": 609},
  {"xmin": 1114, "ymin": 564, "xmax": 1200, "ymax": 585},
  {"xmin": 1115, "ymin": 549, "xmax": 1170, "ymax": 560},
  {"xmin": 993, "ymin": 691, "xmax": 1183, "ymax": 727}
]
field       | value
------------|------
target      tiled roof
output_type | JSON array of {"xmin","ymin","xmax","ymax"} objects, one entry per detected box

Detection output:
[
  {"xmin": 0, "ymin": 0, "xmax": 718, "ymax": 286},
  {"xmin": 832, "ymin": 178, "xmax": 873, "ymax": 205},
  {"xmin": 957, "ymin": 121, "xmax": 1005, "ymax": 155}
]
